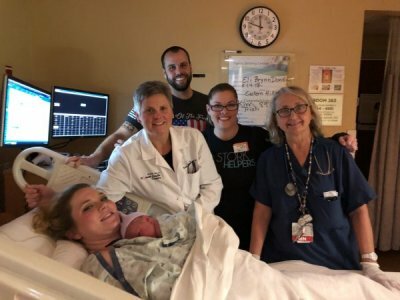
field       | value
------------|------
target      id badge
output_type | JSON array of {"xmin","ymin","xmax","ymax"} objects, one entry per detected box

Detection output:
[
  {"xmin": 233, "ymin": 142, "xmax": 249, "ymax": 153},
  {"xmin": 323, "ymin": 190, "xmax": 338, "ymax": 201},
  {"xmin": 292, "ymin": 222, "xmax": 314, "ymax": 243}
]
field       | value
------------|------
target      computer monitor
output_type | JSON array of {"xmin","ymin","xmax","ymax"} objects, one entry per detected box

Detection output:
[
  {"xmin": 51, "ymin": 86, "xmax": 109, "ymax": 138},
  {"xmin": 0, "ymin": 75, "xmax": 51, "ymax": 147}
]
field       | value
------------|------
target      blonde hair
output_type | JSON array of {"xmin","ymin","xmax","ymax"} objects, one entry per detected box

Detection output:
[
  {"xmin": 267, "ymin": 86, "xmax": 323, "ymax": 145},
  {"xmin": 33, "ymin": 183, "xmax": 91, "ymax": 241}
]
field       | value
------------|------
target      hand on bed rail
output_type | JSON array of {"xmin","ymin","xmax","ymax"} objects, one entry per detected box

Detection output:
[
  {"xmin": 24, "ymin": 184, "xmax": 55, "ymax": 209},
  {"xmin": 65, "ymin": 156, "xmax": 84, "ymax": 168},
  {"xmin": 361, "ymin": 262, "xmax": 400, "ymax": 293},
  {"xmin": 65, "ymin": 139, "xmax": 124, "ymax": 168}
]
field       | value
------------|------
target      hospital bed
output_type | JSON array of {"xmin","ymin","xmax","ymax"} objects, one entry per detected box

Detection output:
[
  {"xmin": 1, "ymin": 147, "xmax": 399, "ymax": 299},
  {"xmin": 10, "ymin": 147, "xmax": 171, "ymax": 215}
]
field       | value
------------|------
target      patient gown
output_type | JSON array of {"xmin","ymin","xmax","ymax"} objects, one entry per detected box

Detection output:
[{"xmin": 81, "ymin": 207, "xmax": 196, "ymax": 299}]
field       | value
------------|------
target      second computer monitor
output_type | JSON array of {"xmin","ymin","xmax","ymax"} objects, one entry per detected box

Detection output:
[{"xmin": 51, "ymin": 86, "xmax": 109, "ymax": 138}]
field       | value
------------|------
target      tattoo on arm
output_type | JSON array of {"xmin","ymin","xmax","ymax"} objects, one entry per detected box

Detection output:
[{"xmin": 122, "ymin": 121, "xmax": 136, "ymax": 133}]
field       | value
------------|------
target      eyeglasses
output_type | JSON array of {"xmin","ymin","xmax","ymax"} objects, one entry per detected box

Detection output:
[
  {"xmin": 209, "ymin": 103, "xmax": 239, "ymax": 112},
  {"xmin": 275, "ymin": 104, "xmax": 308, "ymax": 118}
]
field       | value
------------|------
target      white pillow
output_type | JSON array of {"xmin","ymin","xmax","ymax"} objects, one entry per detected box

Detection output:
[
  {"xmin": 0, "ymin": 210, "xmax": 88, "ymax": 269},
  {"xmin": 0, "ymin": 209, "xmax": 55, "ymax": 256},
  {"xmin": 52, "ymin": 240, "xmax": 88, "ymax": 269}
]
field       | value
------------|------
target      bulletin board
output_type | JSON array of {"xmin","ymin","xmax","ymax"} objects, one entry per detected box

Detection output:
[{"xmin": 220, "ymin": 52, "xmax": 295, "ymax": 128}]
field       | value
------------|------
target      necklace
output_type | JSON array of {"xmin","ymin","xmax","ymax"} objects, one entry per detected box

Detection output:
[{"xmin": 285, "ymin": 138, "xmax": 314, "ymax": 215}]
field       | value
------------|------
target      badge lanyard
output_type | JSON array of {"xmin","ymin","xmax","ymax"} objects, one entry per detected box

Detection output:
[{"xmin": 285, "ymin": 139, "xmax": 314, "ymax": 243}]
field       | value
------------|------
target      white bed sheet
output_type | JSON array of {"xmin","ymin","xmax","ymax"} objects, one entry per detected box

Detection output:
[
  {"xmin": 171, "ymin": 203, "xmax": 400, "ymax": 300},
  {"xmin": 0, "ymin": 205, "xmax": 399, "ymax": 300},
  {"xmin": 2, "ymin": 146, "xmax": 399, "ymax": 299}
]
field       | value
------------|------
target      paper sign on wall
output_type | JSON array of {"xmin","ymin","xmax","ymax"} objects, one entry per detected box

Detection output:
[
  {"xmin": 312, "ymin": 93, "xmax": 343, "ymax": 126},
  {"xmin": 228, "ymin": 55, "xmax": 289, "ymax": 127},
  {"xmin": 308, "ymin": 66, "xmax": 345, "ymax": 94}
]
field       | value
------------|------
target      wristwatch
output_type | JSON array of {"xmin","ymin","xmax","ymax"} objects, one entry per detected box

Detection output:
[{"xmin": 361, "ymin": 252, "xmax": 378, "ymax": 261}]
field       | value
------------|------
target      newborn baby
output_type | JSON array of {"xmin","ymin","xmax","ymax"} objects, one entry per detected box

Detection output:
[
  {"xmin": 82, "ymin": 206, "xmax": 197, "ymax": 299},
  {"xmin": 120, "ymin": 212, "xmax": 162, "ymax": 239}
]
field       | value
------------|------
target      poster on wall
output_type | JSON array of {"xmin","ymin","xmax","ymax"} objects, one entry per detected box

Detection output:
[
  {"xmin": 228, "ymin": 55, "xmax": 289, "ymax": 127},
  {"xmin": 311, "ymin": 93, "xmax": 343, "ymax": 126},
  {"xmin": 308, "ymin": 65, "xmax": 345, "ymax": 93}
]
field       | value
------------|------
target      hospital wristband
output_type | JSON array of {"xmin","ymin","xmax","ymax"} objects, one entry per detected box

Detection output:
[{"xmin": 361, "ymin": 252, "xmax": 378, "ymax": 262}]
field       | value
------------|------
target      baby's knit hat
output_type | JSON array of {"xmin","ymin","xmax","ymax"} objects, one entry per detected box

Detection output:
[{"xmin": 120, "ymin": 212, "xmax": 146, "ymax": 237}]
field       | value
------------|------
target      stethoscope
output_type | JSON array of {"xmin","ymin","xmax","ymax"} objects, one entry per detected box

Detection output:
[
  {"xmin": 283, "ymin": 149, "xmax": 298, "ymax": 197},
  {"xmin": 314, "ymin": 151, "xmax": 335, "ymax": 176},
  {"xmin": 284, "ymin": 147, "xmax": 334, "ymax": 197}
]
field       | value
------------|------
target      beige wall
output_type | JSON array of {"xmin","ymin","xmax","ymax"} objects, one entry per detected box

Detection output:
[{"xmin": 1, "ymin": 0, "xmax": 400, "ymax": 162}]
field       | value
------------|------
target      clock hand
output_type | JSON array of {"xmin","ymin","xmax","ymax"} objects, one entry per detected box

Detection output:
[{"xmin": 249, "ymin": 22, "xmax": 263, "ymax": 30}]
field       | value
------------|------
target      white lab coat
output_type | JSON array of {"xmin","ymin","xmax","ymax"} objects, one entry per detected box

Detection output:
[{"xmin": 97, "ymin": 126, "xmax": 223, "ymax": 213}]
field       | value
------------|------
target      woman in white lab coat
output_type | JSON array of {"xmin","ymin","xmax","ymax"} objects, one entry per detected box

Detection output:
[{"xmin": 97, "ymin": 81, "xmax": 222, "ymax": 213}]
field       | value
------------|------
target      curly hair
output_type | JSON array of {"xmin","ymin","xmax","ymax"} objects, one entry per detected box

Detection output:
[{"xmin": 32, "ymin": 183, "xmax": 91, "ymax": 241}]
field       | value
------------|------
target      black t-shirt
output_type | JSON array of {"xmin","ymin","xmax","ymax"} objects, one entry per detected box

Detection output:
[
  {"xmin": 125, "ymin": 90, "xmax": 208, "ymax": 132},
  {"xmin": 204, "ymin": 124, "xmax": 272, "ymax": 250}
]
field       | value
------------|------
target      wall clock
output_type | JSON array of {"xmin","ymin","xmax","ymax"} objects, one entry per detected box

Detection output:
[{"xmin": 239, "ymin": 6, "xmax": 280, "ymax": 48}]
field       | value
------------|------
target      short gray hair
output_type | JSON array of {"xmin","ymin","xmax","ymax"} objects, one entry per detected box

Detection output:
[
  {"xmin": 133, "ymin": 81, "xmax": 173, "ymax": 114},
  {"xmin": 267, "ymin": 86, "xmax": 323, "ymax": 145}
]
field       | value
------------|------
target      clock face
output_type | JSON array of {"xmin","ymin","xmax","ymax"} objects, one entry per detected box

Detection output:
[{"xmin": 240, "ymin": 6, "xmax": 280, "ymax": 48}]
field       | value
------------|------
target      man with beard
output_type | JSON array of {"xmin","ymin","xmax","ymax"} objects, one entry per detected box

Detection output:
[
  {"xmin": 79, "ymin": 46, "xmax": 208, "ymax": 168},
  {"xmin": 159, "ymin": 46, "xmax": 208, "ymax": 131}
]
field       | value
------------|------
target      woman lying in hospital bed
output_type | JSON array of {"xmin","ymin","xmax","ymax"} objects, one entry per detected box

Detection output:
[{"xmin": 25, "ymin": 183, "xmax": 400, "ymax": 299}]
